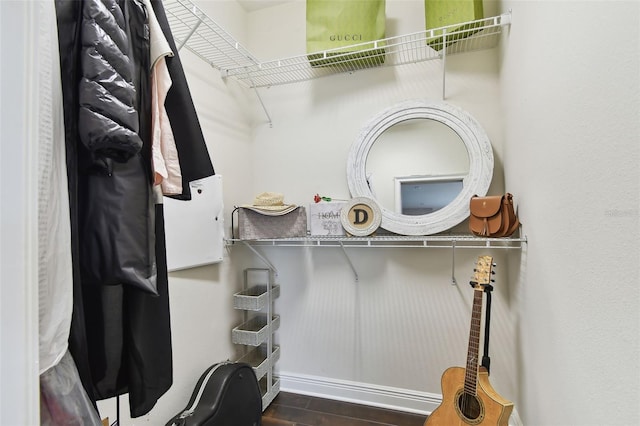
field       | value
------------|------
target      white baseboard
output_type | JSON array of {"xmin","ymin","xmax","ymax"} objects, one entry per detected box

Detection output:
[
  {"xmin": 277, "ymin": 371, "xmax": 523, "ymax": 425},
  {"xmin": 277, "ymin": 371, "xmax": 439, "ymax": 415}
]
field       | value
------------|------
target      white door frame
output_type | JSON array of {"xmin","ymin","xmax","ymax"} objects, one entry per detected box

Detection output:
[{"xmin": 1, "ymin": 1, "xmax": 41, "ymax": 424}]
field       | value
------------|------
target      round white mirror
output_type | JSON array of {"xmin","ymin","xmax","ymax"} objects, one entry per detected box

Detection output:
[{"xmin": 346, "ymin": 100, "xmax": 494, "ymax": 235}]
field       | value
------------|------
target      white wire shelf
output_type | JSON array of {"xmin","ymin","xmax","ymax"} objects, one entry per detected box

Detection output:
[
  {"xmin": 163, "ymin": 0, "xmax": 259, "ymax": 70},
  {"xmin": 164, "ymin": 0, "xmax": 511, "ymax": 88},
  {"xmin": 228, "ymin": 234, "xmax": 526, "ymax": 282},
  {"xmin": 227, "ymin": 234, "xmax": 527, "ymax": 249}
]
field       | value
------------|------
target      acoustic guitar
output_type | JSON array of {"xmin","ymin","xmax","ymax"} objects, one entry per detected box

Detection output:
[{"xmin": 425, "ymin": 255, "xmax": 513, "ymax": 426}]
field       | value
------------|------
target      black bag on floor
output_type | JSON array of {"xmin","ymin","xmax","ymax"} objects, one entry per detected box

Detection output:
[{"xmin": 166, "ymin": 362, "xmax": 262, "ymax": 426}]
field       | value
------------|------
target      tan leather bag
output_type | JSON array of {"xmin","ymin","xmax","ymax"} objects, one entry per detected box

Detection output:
[{"xmin": 469, "ymin": 193, "xmax": 520, "ymax": 237}]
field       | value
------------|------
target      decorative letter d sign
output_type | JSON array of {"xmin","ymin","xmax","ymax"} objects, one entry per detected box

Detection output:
[{"xmin": 341, "ymin": 197, "xmax": 382, "ymax": 237}]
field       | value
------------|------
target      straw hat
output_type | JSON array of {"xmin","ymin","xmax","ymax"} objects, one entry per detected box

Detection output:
[{"xmin": 242, "ymin": 192, "xmax": 297, "ymax": 216}]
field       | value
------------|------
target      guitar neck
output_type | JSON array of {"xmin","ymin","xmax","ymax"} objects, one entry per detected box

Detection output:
[
  {"xmin": 464, "ymin": 287, "xmax": 484, "ymax": 395},
  {"xmin": 424, "ymin": 256, "xmax": 511, "ymax": 426}
]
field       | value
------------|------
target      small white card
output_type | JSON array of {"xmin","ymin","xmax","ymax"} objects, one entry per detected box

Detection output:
[{"xmin": 308, "ymin": 202, "xmax": 347, "ymax": 236}]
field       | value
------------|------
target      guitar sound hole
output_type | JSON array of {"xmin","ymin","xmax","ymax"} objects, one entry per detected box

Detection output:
[{"xmin": 457, "ymin": 392, "xmax": 482, "ymax": 421}]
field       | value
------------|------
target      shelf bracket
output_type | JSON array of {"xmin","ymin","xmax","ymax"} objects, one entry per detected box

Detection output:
[
  {"xmin": 247, "ymin": 74, "xmax": 273, "ymax": 127},
  {"xmin": 240, "ymin": 241, "xmax": 278, "ymax": 276},
  {"xmin": 450, "ymin": 241, "xmax": 472, "ymax": 311},
  {"xmin": 441, "ymin": 29, "xmax": 448, "ymax": 100},
  {"xmin": 338, "ymin": 241, "xmax": 359, "ymax": 282},
  {"xmin": 176, "ymin": 11, "xmax": 203, "ymax": 52},
  {"xmin": 252, "ymin": 87, "xmax": 273, "ymax": 128},
  {"xmin": 451, "ymin": 240, "xmax": 457, "ymax": 286}
]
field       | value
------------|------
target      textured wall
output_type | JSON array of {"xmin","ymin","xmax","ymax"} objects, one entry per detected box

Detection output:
[{"xmin": 501, "ymin": 1, "xmax": 640, "ymax": 425}]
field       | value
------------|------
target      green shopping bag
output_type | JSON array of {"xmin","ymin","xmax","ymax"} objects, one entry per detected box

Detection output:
[
  {"xmin": 425, "ymin": 0, "xmax": 484, "ymax": 51},
  {"xmin": 306, "ymin": 0, "xmax": 386, "ymax": 68}
]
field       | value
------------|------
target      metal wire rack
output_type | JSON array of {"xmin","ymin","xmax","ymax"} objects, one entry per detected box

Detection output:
[
  {"xmin": 163, "ymin": 0, "xmax": 511, "ymax": 89},
  {"xmin": 163, "ymin": 0, "xmax": 259, "ymax": 70},
  {"xmin": 227, "ymin": 234, "xmax": 526, "ymax": 249},
  {"xmin": 227, "ymin": 234, "xmax": 526, "ymax": 282}
]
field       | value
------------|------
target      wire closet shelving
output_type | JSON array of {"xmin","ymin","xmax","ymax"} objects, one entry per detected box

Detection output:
[
  {"xmin": 162, "ymin": 1, "xmax": 523, "ymax": 280},
  {"xmin": 227, "ymin": 233, "xmax": 526, "ymax": 282},
  {"xmin": 163, "ymin": 0, "xmax": 512, "ymax": 89}
]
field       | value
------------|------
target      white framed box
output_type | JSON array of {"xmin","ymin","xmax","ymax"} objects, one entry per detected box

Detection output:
[{"xmin": 308, "ymin": 202, "xmax": 348, "ymax": 236}]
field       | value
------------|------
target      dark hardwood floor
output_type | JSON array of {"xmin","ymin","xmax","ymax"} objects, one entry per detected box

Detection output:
[{"xmin": 262, "ymin": 392, "xmax": 427, "ymax": 426}]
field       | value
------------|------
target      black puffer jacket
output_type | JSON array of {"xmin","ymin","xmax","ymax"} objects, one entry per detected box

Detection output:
[
  {"xmin": 78, "ymin": 0, "xmax": 142, "ymax": 162},
  {"xmin": 57, "ymin": 0, "xmax": 214, "ymax": 416},
  {"xmin": 76, "ymin": 0, "xmax": 157, "ymax": 296}
]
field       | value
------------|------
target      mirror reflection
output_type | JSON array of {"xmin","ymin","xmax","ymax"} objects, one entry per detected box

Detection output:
[{"xmin": 365, "ymin": 118, "xmax": 470, "ymax": 215}]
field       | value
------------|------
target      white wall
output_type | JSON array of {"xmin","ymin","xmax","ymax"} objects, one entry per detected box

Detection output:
[{"xmin": 501, "ymin": 1, "xmax": 640, "ymax": 425}]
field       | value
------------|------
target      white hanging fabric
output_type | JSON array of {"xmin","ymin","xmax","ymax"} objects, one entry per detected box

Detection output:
[
  {"xmin": 37, "ymin": 0, "xmax": 73, "ymax": 376},
  {"xmin": 37, "ymin": 0, "xmax": 100, "ymax": 424}
]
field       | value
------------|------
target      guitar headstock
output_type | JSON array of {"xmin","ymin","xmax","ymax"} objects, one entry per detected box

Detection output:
[{"xmin": 471, "ymin": 255, "xmax": 495, "ymax": 289}]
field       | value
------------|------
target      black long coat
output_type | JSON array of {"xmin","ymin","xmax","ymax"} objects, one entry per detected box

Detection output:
[{"xmin": 55, "ymin": 0, "xmax": 215, "ymax": 417}]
